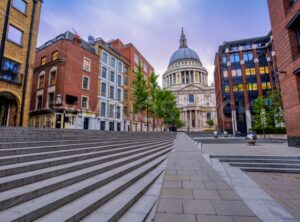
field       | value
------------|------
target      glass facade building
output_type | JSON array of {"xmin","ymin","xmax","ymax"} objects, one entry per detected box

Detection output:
[{"xmin": 214, "ymin": 33, "xmax": 278, "ymax": 135}]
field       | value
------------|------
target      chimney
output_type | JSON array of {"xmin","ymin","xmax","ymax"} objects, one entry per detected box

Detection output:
[{"xmin": 88, "ymin": 35, "xmax": 95, "ymax": 45}]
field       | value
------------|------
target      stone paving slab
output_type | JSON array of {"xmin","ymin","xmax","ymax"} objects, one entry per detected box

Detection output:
[{"xmin": 154, "ymin": 133, "xmax": 259, "ymax": 222}]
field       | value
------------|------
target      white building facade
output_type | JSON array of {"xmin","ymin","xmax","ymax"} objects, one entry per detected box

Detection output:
[
  {"xmin": 163, "ymin": 29, "xmax": 217, "ymax": 132},
  {"xmin": 97, "ymin": 44, "xmax": 125, "ymax": 131}
]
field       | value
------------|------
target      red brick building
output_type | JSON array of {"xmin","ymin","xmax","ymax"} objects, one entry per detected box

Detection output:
[
  {"xmin": 268, "ymin": 0, "xmax": 300, "ymax": 147},
  {"xmin": 109, "ymin": 39, "xmax": 163, "ymax": 131},
  {"xmin": 30, "ymin": 31, "xmax": 99, "ymax": 129}
]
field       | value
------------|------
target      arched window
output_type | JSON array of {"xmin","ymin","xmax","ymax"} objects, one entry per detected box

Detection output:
[
  {"xmin": 49, "ymin": 66, "xmax": 57, "ymax": 86},
  {"xmin": 207, "ymin": 112, "xmax": 211, "ymax": 120},
  {"xmin": 38, "ymin": 71, "xmax": 45, "ymax": 89}
]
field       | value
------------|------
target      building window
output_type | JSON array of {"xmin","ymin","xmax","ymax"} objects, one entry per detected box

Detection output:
[
  {"xmin": 101, "ymin": 82, "xmax": 107, "ymax": 96},
  {"xmin": 81, "ymin": 96, "xmax": 88, "ymax": 109},
  {"xmin": 110, "ymin": 71, "xmax": 115, "ymax": 82},
  {"xmin": 124, "ymin": 76, "xmax": 128, "ymax": 85},
  {"xmin": 110, "ymin": 57, "xmax": 116, "ymax": 68},
  {"xmin": 287, "ymin": 12, "xmax": 300, "ymax": 57},
  {"xmin": 117, "ymin": 88, "xmax": 122, "ymax": 101},
  {"xmin": 117, "ymin": 61, "xmax": 122, "ymax": 73},
  {"xmin": 247, "ymin": 83, "xmax": 258, "ymax": 91},
  {"xmin": 102, "ymin": 66, "xmax": 107, "ymax": 79},
  {"xmin": 224, "ymin": 85, "xmax": 230, "ymax": 93},
  {"xmin": 37, "ymin": 95, "xmax": 42, "ymax": 110},
  {"xmin": 188, "ymin": 94, "xmax": 194, "ymax": 103},
  {"xmin": 207, "ymin": 112, "xmax": 211, "ymax": 120},
  {"xmin": 100, "ymin": 102, "xmax": 106, "ymax": 117},
  {"xmin": 82, "ymin": 76, "xmax": 90, "ymax": 90},
  {"xmin": 124, "ymin": 90, "xmax": 128, "ymax": 99},
  {"xmin": 83, "ymin": 57, "xmax": 91, "ymax": 72},
  {"xmin": 49, "ymin": 70, "xmax": 56, "ymax": 85},
  {"xmin": 134, "ymin": 54, "xmax": 139, "ymax": 64},
  {"xmin": 12, "ymin": 0, "xmax": 27, "ymax": 14},
  {"xmin": 243, "ymin": 51, "xmax": 254, "ymax": 61},
  {"xmin": 100, "ymin": 121, "xmax": 106, "ymax": 130},
  {"xmin": 51, "ymin": 51, "xmax": 58, "ymax": 61},
  {"xmin": 38, "ymin": 74, "xmax": 45, "ymax": 89},
  {"xmin": 245, "ymin": 68, "xmax": 256, "ymax": 76},
  {"xmin": 110, "ymin": 86, "xmax": 115, "ymax": 99},
  {"xmin": 117, "ymin": 106, "xmax": 121, "ymax": 119},
  {"xmin": 0, "ymin": 58, "xmax": 20, "ymax": 82},
  {"xmin": 144, "ymin": 63, "xmax": 148, "ymax": 73},
  {"xmin": 117, "ymin": 75, "xmax": 122, "ymax": 86},
  {"xmin": 102, "ymin": 52, "xmax": 108, "ymax": 64},
  {"xmin": 7, "ymin": 24, "xmax": 23, "ymax": 46},
  {"xmin": 230, "ymin": 53, "xmax": 240, "ymax": 63},
  {"xmin": 109, "ymin": 104, "xmax": 114, "ymax": 118},
  {"xmin": 48, "ymin": 92, "xmax": 55, "ymax": 108},
  {"xmin": 41, "ymin": 56, "xmax": 46, "ymax": 66}
]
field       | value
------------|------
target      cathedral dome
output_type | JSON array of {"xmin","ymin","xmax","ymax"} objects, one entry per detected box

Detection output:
[{"xmin": 168, "ymin": 28, "xmax": 202, "ymax": 66}]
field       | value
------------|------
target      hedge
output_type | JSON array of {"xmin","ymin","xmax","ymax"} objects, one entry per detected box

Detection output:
[{"xmin": 253, "ymin": 127, "xmax": 286, "ymax": 134}]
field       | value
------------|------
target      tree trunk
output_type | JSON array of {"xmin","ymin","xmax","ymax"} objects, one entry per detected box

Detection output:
[
  {"xmin": 152, "ymin": 117, "xmax": 155, "ymax": 132},
  {"xmin": 140, "ymin": 112, "xmax": 143, "ymax": 132}
]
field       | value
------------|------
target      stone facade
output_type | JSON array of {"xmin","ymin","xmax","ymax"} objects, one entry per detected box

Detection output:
[
  {"xmin": 95, "ymin": 38, "xmax": 129, "ymax": 131},
  {"xmin": 0, "ymin": 0, "xmax": 42, "ymax": 127},
  {"xmin": 163, "ymin": 29, "xmax": 217, "ymax": 132},
  {"xmin": 268, "ymin": 0, "xmax": 300, "ymax": 147}
]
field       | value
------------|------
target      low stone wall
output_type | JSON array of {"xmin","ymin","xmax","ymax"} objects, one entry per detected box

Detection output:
[{"xmin": 257, "ymin": 134, "xmax": 287, "ymax": 140}]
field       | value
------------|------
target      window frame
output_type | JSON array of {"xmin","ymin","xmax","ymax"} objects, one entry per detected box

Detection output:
[
  {"xmin": 41, "ymin": 56, "xmax": 47, "ymax": 66},
  {"xmin": 51, "ymin": 51, "xmax": 58, "ymax": 61},
  {"xmin": 47, "ymin": 92, "xmax": 55, "ymax": 109},
  {"xmin": 100, "ymin": 102, "xmax": 106, "ymax": 117},
  {"xmin": 12, "ymin": 0, "xmax": 27, "ymax": 15},
  {"xmin": 83, "ymin": 57, "xmax": 91, "ymax": 72},
  {"xmin": 36, "ymin": 95, "xmax": 43, "ymax": 110},
  {"xmin": 101, "ymin": 66, "xmax": 107, "ymax": 79},
  {"xmin": 7, "ymin": 24, "xmax": 23, "ymax": 46},
  {"xmin": 81, "ymin": 96, "xmax": 89, "ymax": 109},
  {"xmin": 110, "ymin": 85, "xmax": 115, "ymax": 99},
  {"xmin": 82, "ymin": 75, "xmax": 90, "ymax": 90},
  {"xmin": 102, "ymin": 51, "xmax": 108, "ymax": 64},
  {"xmin": 101, "ymin": 82, "xmax": 107, "ymax": 97},
  {"xmin": 38, "ymin": 73, "xmax": 45, "ymax": 89},
  {"xmin": 49, "ymin": 69, "xmax": 57, "ymax": 86}
]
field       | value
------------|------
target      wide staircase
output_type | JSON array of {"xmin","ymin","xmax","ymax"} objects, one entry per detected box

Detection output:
[
  {"xmin": 210, "ymin": 155, "xmax": 300, "ymax": 173},
  {"xmin": 0, "ymin": 128, "xmax": 176, "ymax": 222}
]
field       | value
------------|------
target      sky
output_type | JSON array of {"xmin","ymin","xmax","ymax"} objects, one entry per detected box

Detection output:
[{"xmin": 37, "ymin": 0, "xmax": 271, "ymax": 86}]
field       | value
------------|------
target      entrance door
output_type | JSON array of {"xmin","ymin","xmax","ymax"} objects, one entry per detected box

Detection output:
[
  {"xmin": 55, "ymin": 114, "xmax": 62, "ymax": 128},
  {"xmin": 236, "ymin": 112, "xmax": 247, "ymax": 136},
  {"xmin": 0, "ymin": 97, "xmax": 9, "ymax": 126},
  {"xmin": 84, "ymin": 118, "xmax": 89, "ymax": 130}
]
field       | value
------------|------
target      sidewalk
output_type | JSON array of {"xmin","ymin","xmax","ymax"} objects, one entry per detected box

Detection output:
[{"xmin": 154, "ymin": 133, "xmax": 259, "ymax": 222}]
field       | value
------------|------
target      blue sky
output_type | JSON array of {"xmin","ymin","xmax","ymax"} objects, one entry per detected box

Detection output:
[{"xmin": 37, "ymin": 0, "xmax": 271, "ymax": 85}]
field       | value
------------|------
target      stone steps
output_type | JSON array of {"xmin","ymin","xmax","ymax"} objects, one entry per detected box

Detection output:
[
  {"xmin": 0, "ymin": 146, "xmax": 171, "ymax": 211},
  {"xmin": 0, "ymin": 128, "xmax": 175, "ymax": 221},
  {"xmin": 210, "ymin": 155, "xmax": 300, "ymax": 174},
  {"xmin": 0, "ymin": 139, "xmax": 168, "ymax": 164},
  {"xmin": 0, "ymin": 138, "xmax": 152, "ymax": 149},
  {"xmin": 0, "ymin": 140, "xmax": 171, "ymax": 177},
  {"xmin": 0, "ymin": 156, "xmax": 168, "ymax": 222}
]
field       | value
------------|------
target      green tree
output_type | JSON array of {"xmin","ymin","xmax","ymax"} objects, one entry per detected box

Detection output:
[
  {"xmin": 207, "ymin": 119, "xmax": 214, "ymax": 129},
  {"xmin": 156, "ymin": 89, "xmax": 182, "ymax": 130},
  {"xmin": 268, "ymin": 90, "xmax": 284, "ymax": 127},
  {"xmin": 147, "ymin": 72, "xmax": 159, "ymax": 131},
  {"xmin": 133, "ymin": 62, "xmax": 148, "ymax": 131},
  {"xmin": 253, "ymin": 96, "xmax": 267, "ymax": 130}
]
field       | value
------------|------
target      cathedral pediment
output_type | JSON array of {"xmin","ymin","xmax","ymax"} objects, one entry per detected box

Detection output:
[{"xmin": 175, "ymin": 84, "xmax": 206, "ymax": 92}]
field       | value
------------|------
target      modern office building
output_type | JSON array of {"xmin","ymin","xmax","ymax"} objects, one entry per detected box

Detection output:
[
  {"xmin": 268, "ymin": 0, "xmax": 300, "ymax": 147},
  {"xmin": 109, "ymin": 39, "xmax": 163, "ymax": 131},
  {"xmin": 0, "ymin": 0, "xmax": 42, "ymax": 127},
  {"xmin": 163, "ymin": 29, "xmax": 217, "ymax": 132},
  {"xmin": 94, "ymin": 37, "xmax": 129, "ymax": 131},
  {"xmin": 30, "ymin": 31, "xmax": 99, "ymax": 129},
  {"xmin": 214, "ymin": 33, "xmax": 278, "ymax": 135}
]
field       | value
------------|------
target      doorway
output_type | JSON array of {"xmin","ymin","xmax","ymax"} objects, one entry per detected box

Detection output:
[{"xmin": 84, "ymin": 118, "xmax": 89, "ymax": 130}]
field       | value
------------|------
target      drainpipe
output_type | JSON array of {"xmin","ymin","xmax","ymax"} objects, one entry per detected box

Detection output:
[
  {"xmin": 0, "ymin": 0, "xmax": 12, "ymax": 70},
  {"xmin": 20, "ymin": 0, "xmax": 38, "ymax": 126}
]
